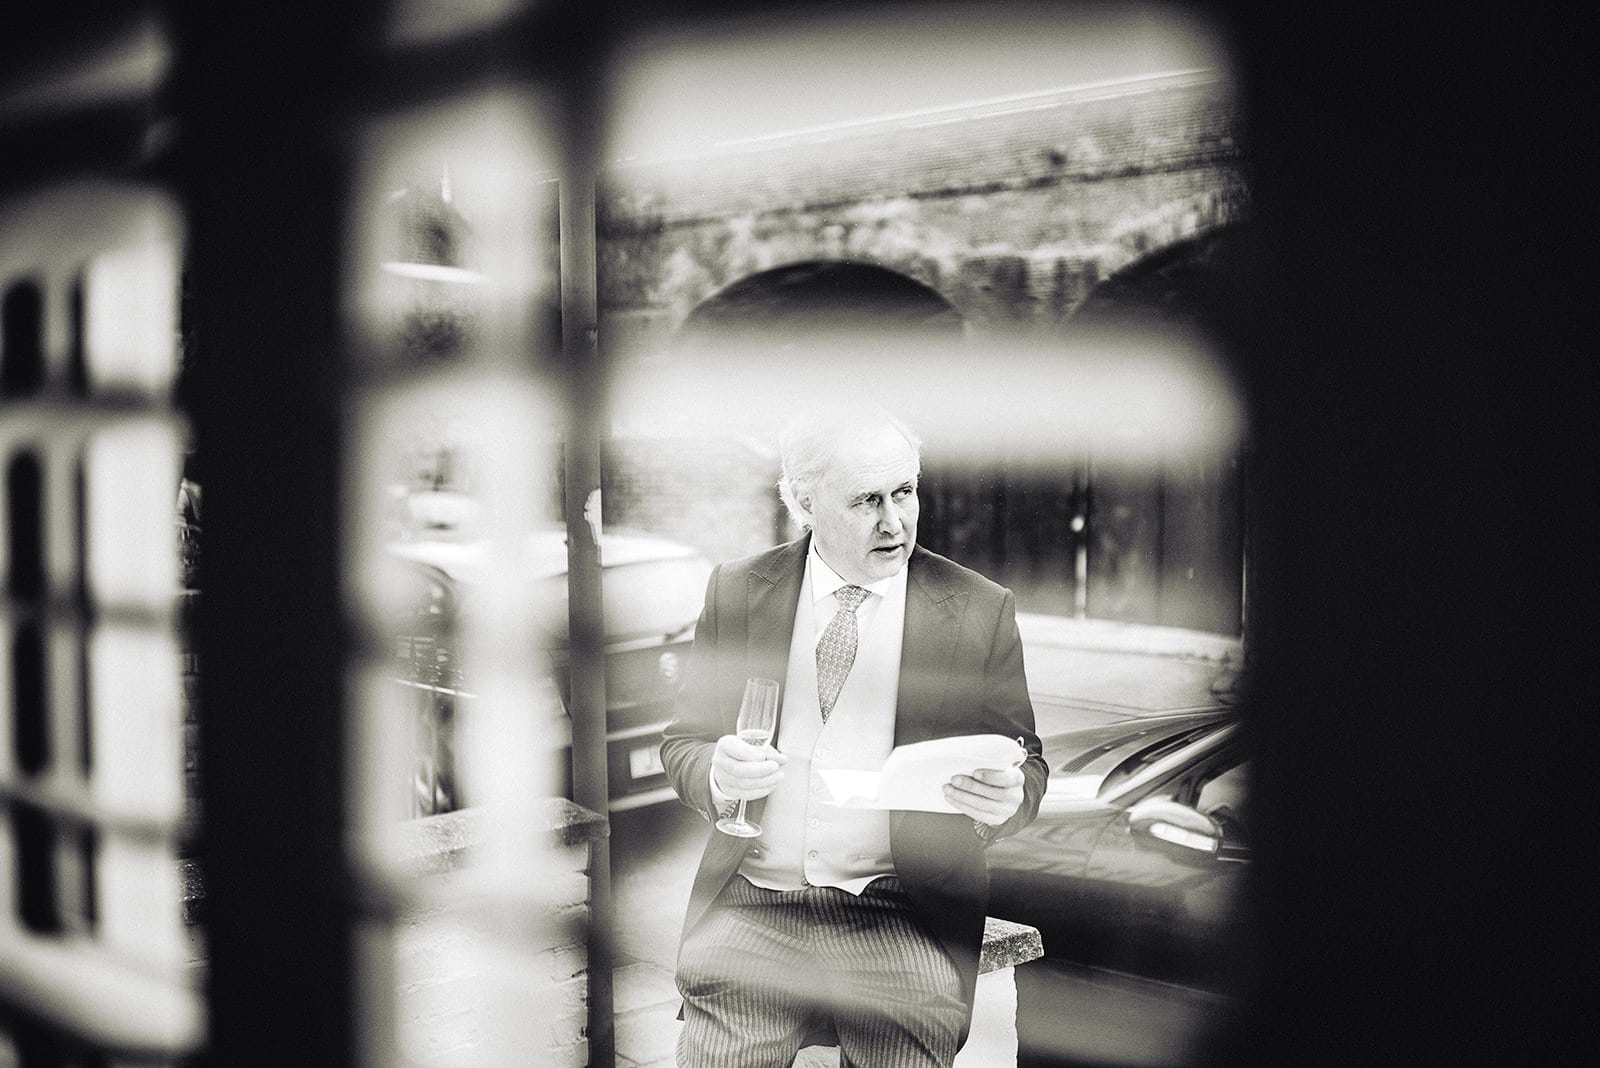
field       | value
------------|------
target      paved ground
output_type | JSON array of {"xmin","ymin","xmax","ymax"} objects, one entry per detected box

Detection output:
[{"xmin": 609, "ymin": 802, "xmax": 700, "ymax": 1068}]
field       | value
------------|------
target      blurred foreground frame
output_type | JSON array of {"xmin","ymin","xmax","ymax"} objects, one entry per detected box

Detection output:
[
  {"xmin": 0, "ymin": 1, "xmax": 1259, "ymax": 1065},
  {"xmin": 6, "ymin": 0, "xmax": 1558, "ymax": 1065}
]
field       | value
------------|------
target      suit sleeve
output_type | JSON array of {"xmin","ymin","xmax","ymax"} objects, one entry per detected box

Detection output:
[
  {"xmin": 659, "ymin": 563, "xmax": 729, "ymax": 821},
  {"xmin": 984, "ymin": 590, "xmax": 1048, "ymax": 841}
]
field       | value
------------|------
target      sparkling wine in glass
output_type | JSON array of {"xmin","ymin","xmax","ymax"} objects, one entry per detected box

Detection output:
[{"xmin": 716, "ymin": 677, "xmax": 780, "ymax": 838}]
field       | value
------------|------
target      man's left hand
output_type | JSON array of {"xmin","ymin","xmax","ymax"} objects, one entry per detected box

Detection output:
[{"xmin": 944, "ymin": 766, "xmax": 1025, "ymax": 827}]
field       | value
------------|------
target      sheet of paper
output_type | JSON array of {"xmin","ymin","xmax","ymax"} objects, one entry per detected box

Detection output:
[{"xmin": 817, "ymin": 734, "xmax": 1026, "ymax": 813}]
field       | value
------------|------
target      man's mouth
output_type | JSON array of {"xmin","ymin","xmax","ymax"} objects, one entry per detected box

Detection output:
[{"xmin": 871, "ymin": 544, "xmax": 902, "ymax": 555}]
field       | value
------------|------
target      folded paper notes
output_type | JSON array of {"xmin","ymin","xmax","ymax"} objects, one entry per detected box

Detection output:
[{"xmin": 817, "ymin": 734, "xmax": 1027, "ymax": 813}]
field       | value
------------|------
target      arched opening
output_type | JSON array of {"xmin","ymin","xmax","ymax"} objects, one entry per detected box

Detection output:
[
  {"xmin": 1074, "ymin": 223, "xmax": 1254, "ymax": 335},
  {"xmin": 674, "ymin": 260, "xmax": 963, "ymax": 350},
  {"xmin": 920, "ymin": 226, "xmax": 1253, "ymax": 634},
  {"xmin": 645, "ymin": 244, "xmax": 1250, "ymax": 635},
  {"xmin": 1072, "ymin": 225, "xmax": 1251, "ymax": 633}
]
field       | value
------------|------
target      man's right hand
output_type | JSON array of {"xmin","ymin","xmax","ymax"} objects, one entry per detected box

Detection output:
[{"xmin": 710, "ymin": 734, "xmax": 788, "ymax": 800}]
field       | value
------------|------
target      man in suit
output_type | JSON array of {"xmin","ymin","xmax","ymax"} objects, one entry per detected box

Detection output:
[{"xmin": 661, "ymin": 409, "xmax": 1048, "ymax": 1067}]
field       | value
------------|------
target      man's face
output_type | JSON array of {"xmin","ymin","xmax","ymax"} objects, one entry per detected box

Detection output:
[{"xmin": 802, "ymin": 425, "xmax": 920, "ymax": 586}]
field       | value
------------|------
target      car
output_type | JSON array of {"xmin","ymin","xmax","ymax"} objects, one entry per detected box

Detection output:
[
  {"xmin": 387, "ymin": 518, "xmax": 713, "ymax": 816},
  {"xmin": 986, "ymin": 705, "xmax": 1254, "ymax": 1068}
]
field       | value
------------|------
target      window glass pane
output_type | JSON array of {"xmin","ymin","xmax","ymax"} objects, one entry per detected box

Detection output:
[{"xmin": 344, "ymin": 83, "xmax": 575, "ymax": 1067}]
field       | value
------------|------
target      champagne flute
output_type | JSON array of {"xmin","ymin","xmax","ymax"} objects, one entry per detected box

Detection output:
[{"xmin": 716, "ymin": 677, "xmax": 780, "ymax": 838}]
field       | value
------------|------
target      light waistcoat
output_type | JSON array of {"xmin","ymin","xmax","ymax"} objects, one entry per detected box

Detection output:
[{"xmin": 738, "ymin": 547, "xmax": 905, "ymax": 894}]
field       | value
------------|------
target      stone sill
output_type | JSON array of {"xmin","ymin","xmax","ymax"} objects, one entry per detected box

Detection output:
[
  {"xmin": 391, "ymin": 799, "xmax": 608, "ymax": 877},
  {"xmin": 180, "ymin": 799, "xmax": 607, "ymax": 926},
  {"xmin": 979, "ymin": 916, "xmax": 1044, "ymax": 975}
]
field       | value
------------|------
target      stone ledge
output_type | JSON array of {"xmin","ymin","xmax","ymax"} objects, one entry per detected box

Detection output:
[
  {"xmin": 179, "ymin": 799, "xmax": 606, "ymax": 925},
  {"xmin": 391, "ymin": 800, "xmax": 608, "ymax": 877},
  {"xmin": 979, "ymin": 916, "xmax": 1044, "ymax": 974}
]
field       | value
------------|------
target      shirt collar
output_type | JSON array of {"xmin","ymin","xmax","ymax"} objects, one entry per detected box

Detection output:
[{"xmin": 807, "ymin": 539, "xmax": 904, "ymax": 604}]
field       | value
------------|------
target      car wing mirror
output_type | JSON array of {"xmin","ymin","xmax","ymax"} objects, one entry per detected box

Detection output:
[{"xmin": 1127, "ymin": 798, "xmax": 1223, "ymax": 860}]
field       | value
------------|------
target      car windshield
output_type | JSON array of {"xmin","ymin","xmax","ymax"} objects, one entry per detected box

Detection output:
[{"xmin": 538, "ymin": 556, "xmax": 711, "ymax": 643}]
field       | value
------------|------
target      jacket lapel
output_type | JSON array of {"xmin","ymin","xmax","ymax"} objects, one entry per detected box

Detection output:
[
  {"xmin": 890, "ymin": 548, "xmax": 986, "ymax": 1012},
  {"xmin": 895, "ymin": 547, "xmax": 967, "ymax": 745},
  {"xmin": 730, "ymin": 536, "xmax": 807, "ymax": 832},
  {"xmin": 745, "ymin": 534, "xmax": 807, "ymax": 721}
]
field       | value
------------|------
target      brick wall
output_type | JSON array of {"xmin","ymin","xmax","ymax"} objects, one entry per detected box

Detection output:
[
  {"xmin": 603, "ymin": 434, "xmax": 788, "ymax": 566},
  {"xmin": 601, "ymin": 74, "xmax": 1238, "ymax": 226},
  {"xmin": 596, "ymin": 73, "xmax": 1248, "ymax": 351}
]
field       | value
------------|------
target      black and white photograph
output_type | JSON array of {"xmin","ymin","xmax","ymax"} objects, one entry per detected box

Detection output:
[{"xmin": 1, "ymin": 1, "xmax": 1575, "ymax": 1065}]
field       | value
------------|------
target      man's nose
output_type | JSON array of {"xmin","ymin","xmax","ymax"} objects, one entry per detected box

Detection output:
[{"xmin": 876, "ymin": 501, "xmax": 903, "ymax": 534}]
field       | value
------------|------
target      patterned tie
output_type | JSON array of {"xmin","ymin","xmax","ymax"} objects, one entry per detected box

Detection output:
[{"xmin": 816, "ymin": 585, "xmax": 870, "ymax": 722}]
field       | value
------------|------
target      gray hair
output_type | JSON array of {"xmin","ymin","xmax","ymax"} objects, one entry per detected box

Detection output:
[{"xmin": 777, "ymin": 409, "xmax": 923, "ymax": 530}]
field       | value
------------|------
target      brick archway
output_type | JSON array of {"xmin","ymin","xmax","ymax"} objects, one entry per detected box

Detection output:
[
  {"xmin": 1071, "ymin": 221, "xmax": 1253, "ymax": 334},
  {"xmin": 1064, "ymin": 222, "xmax": 1251, "ymax": 632},
  {"xmin": 672, "ymin": 259, "xmax": 964, "ymax": 351}
]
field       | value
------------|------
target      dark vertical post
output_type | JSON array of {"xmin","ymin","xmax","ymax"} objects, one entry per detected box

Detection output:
[
  {"xmin": 1238, "ymin": 446, "xmax": 1252, "ymax": 639},
  {"xmin": 171, "ymin": 3, "xmax": 379, "ymax": 1061},
  {"xmin": 552, "ymin": 8, "xmax": 616, "ymax": 1064},
  {"xmin": 1153, "ymin": 459, "xmax": 1168, "ymax": 626},
  {"xmin": 1073, "ymin": 450, "xmax": 1090, "ymax": 619}
]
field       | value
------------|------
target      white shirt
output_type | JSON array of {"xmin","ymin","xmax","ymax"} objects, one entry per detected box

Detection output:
[{"xmin": 734, "ymin": 543, "xmax": 908, "ymax": 894}]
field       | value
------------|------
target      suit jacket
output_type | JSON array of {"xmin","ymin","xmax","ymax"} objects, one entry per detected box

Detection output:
[{"xmin": 659, "ymin": 535, "xmax": 1048, "ymax": 1035}]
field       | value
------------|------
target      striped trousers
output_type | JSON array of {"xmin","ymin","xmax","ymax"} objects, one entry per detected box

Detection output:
[{"xmin": 676, "ymin": 875, "xmax": 965, "ymax": 1068}]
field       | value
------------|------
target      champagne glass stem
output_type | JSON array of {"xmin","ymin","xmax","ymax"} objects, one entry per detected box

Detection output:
[{"xmin": 716, "ymin": 676, "xmax": 779, "ymax": 837}]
